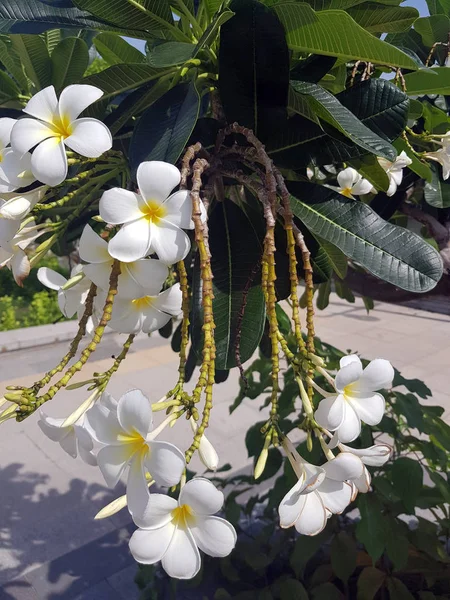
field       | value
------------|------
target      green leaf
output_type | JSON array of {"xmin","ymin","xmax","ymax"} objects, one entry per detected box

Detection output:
[
  {"xmin": 291, "ymin": 80, "xmax": 396, "ymax": 161},
  {"xmin": 424, "ymin": 164, "xmax": 450, "ymax": 209},
  {"xmin": 347, "ymin": 4, "xmax": 419, "ymax": 34},
  {"xmin": 386, "ymin": 577, "xmax": 415, "ymax": 600},
  {"xmin": 271, "ymin": 578, "xmax": 308, "ymax": 600},
  {"xmin": 0, "ymin": 38, "xmax": 28, "ymax": 91},
  {"xmin": 129, "ymin": 81, "xmax": 200, "ymax": 170},
  {"xmin": 268, "ymin": 79, "xmax": 409, "ymax": 168},
  {"xmin": 0, "ymin": 70, "xmax": 20, "ymax": 104},
  {"xmin": 219, "ymin": 0, "xmax": 290, "ymax": 140},
  {"xmin": 391, "ymin": 457, "xmax": 423, "ymax": 513},
  {"xmin": 356, "ymin": 494, "xmax": 386, "ymax": 560},
  {"xmin": 290, "ymin": 530, "xmax": 331, "ymax": 578},
  {"xmin": 385, "ymin": 516, "xmax": 409, "ymax": 570},
  {"xmin": 385, "ymin": 29, "xmax": 428, "ymax": 65},
  {"xmin": 43, "ymin": 29, "xmax": 61, "ymax": 54},
  {"xmin": 205, "ymin": 0, "xmax": 224, "ymax": 18},
  {"xmin": 194, "ymin": 9, "xmax": 235, "ymax": 57},
  {"xmin": 357, "ymin": 567, "xmax": 386, "ymax": 600},
  {"xmin": 349, "ymin": 155, "xmax": 390, "ymax": 193},
  {"xmin": 288, "ymin": 86, "xmax": 321, "ymax": 124},
  {"xmin": 426, "ymin": 0, "xmax": 450, "ymax": 16},
  {"xmin": 403, "ymin": 68, "xmax": 450, "ymax": 96},
  {"xmin": 393, "ymin": 138, "xmax": 432, "ymax": 183},
  {"xmin": 317, "ymin": 279, "xmax": 331, "ymax": 309},
  {"xmin": 393, "ymin": 392, "xmax": 425, "ymax": 432},
  {"xmin": 73, "ymin": 0, "xmax": 175, "ymax": 35},
  {"xmin": 314, "ymin": 236, "xmax": 348, "ymax": 279},
  {"xmin": 311, "ymin": 583, "xmax": 343, "ymax": 600},
  {"xmin": 51, "ymin": 37, "xmax": 89, "ymax": 90},
  {"xmin": 94, "ymin": 33, "xmax": 146, "ymax": 65},
  {"xmin": 289, "ymin": 182, "xmax": 443, "ymax": 293},
  {"xmin": 331, "ymin": 532, "xmax": 357, "ymax": 583},
  {"xmin": 192, "ymin": 200, "xmax": 266, "ymax": 370},
  {"xmin": 147, "ymin": 41, "xmax": 195, "ymax": 67},
  {"xmin": 11, "ymin": 34, "xmax": 52, "ymax": 90},
  {"xmin": 414, "ymin": 15, "xmax": 450, "ymax": 48},
  {"xmin": 271, "ymin": 4, "xmax": 418, "ymax": 69}
]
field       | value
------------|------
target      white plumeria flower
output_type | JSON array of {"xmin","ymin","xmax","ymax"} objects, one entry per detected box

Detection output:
[
  {"xmin": 189, "ymin": 417, "xmax": 219, "ymax": 471},
  {"xmin": 99, "ymin": 161, "xmax": 205, "ymax": 265},
  {"xmin": 315, "ymin": 354, "xmax": 394, "ymax": 444},
  {"xmin": 129, "ymin": 477, "xmax": 237, "ymax": 579},
  {"xmin": 105, "ymin": 282, "xmax": 182, "ymax": 335},
  {"xmin": 328, "ymin": 167, "xmax": 373, "ymax": 199},
  {"xmin": 38, "ymin": 264, "xmax": 91, "ymax": 318},
  {"xmin": 378, "ymin": 151, "xmax": 412, "ymax": 197},
  {"xmin": 279, "ymin": 441, "xmax": 363, "ymax": 536},
  {"xmin": 84, "ymin": 389, "xmax": 185, "ymax": 521},
  {"xmin": 10, "ymin": 85, "xmax": 112, "ymax": 186},
  {"xmin": 79, "ymin": 224, "xmax": 170, "ymax": 299},
  {"xmin": 424, "ymin": 148, "xmax": 450, "ymax": 180},
  {"xmin": 38, "ymin": 410, "xmax": 96, "ymax": 466},
  {"xmin": 0, "ymin": 117, "xmax": 35, "ymax": 192},
  {"xmin": 337, "ymin": 444, "xmax": 392, "ymax": 493},
  {"xmin": 0, "ymin": 186, "xmax": 47, "ymax": 220},
  {"xmin": 0, "ymin": 220, "xmax": 43, "ymax": 286}
]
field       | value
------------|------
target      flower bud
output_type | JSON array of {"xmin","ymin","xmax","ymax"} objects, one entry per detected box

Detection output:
[
  {"xmin": 190, "ymin": 417, "xmax": 219, "ymax": 471},
  {"xmin": 254, "ymin": 447, "xmax": 268, "ymax": 480}
]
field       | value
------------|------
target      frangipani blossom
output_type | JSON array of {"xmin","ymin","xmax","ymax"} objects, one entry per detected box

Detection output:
[
  {"xmin": 0, "ymin": 186, "xmax": 47, "ymax": 220},
  {"xmin": 38, "ymin": 411, "xmax": 96, "ymax": 466},
  {"xmin": 79, "ymin": 224, "xmax": 169, "ymax": 299},
  {"xmin": 129, "ymin": 477, "xmax": 237, "ymax": 579},
  {"xmin": 279, "ymin": 443, "xmax": 363, "ymax": 536},
  {"xmin": 11, "ymin": 85, "xmax": 112, "ymax": 186},
  {"xmin": 328, "ymin": 167, "xmax": 373, "ymax": 199},
  {"xmin": 0, "ymin": 220, "xmax": 43, "ymax": 286},
  {"xmin": 315, "ymin": 355, "xmax": 394, "ymax": 444},
  {"xmin": 106, "ymin": 283, "xmax": 182, "ymax": 335},
  {"xmin": 378, "ymin": 151, "xmax": 412, "ymax": 196},
  {"xmin": 38, "ymin": 264, "xmax": 91, "ymax": 318},
  {"xmin": 84, "ymin": 389, "xmax": 185, "ymax": 520},
  {"xmin": 424, "ymin": 148, "xmax": 450, "ymax": 180},
  {"xmin": 0, "ymin": 117, "xmax": 35, "ymax": 192},
  {"xmin": 338, "ymin": 444, "xmax": 392, "ymax": 493},
  {"xmin": 99, "ymin": 161, "xmax": 205, "ymax": 264}
]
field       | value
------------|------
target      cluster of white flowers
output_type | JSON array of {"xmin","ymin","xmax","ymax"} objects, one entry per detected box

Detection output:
[
  {"xmin": 424, "ymin": 133, "xmax": 450, "ymax": 180},
  {"xmin": 38, "ymin": 388, "xmax": 235, "ymax": 579},
  {"xmin": 279, "ymin": 354, "xmax": 393, "ymax": 536}
]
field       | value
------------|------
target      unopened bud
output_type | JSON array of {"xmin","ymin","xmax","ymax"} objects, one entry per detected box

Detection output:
[
  {"xmin": 66, "ymin": 379, "xmax": 96, "ymax": 390},
  {"xmin": 62, "ymin": 389, "xmax": 100, "ymax": 427},
  {"xmin": 61, "ymin": 271, "xmax": 85, "ymax": 291},
  {"xmin": 307, "ymin": 431, "xmax": 313, "ymax": 452},
  {"xmin": 254, "ymin": 447, "xmax": 268, "ymax": 480},
  {"xmin": 309, "ymin": 353, "xmax": 325, "ymax": 367},
  {"xmin": 190, "ymin": 417, "xmax": 219, "ymax": 470},
  {"xmin": 4, "ymin": 392, "xmax": 24, "ymax": 403}
]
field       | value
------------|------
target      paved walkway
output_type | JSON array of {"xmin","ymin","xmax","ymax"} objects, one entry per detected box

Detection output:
[{"xmin": 0, "ymin": 295, "xmax": 449, "ymax": 599}]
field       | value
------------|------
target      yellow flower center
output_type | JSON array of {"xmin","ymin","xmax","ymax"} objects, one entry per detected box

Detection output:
[
  {"xmin": 131, "ymin": 295, "xmax": 154, "ymax": 310},
  {"xmin": 141, "ymin": 201, "xmax": 167, "ymax": 224},
  {"xmin": 171, "ymin": 504, "xmax": 196, "ymax": 529},
  {"xmin": 340, "ymin": 187, "xmax": 353, "ymax": 198},
  {"xmin": 343, "ymin": 383, "xmax": 357, "ymax": 399},
  {"xmin": 50, "ymin": 113, "xmax": 73, "ymax": 139}
]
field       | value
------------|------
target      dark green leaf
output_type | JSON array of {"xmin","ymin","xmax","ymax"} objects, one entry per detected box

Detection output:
[
  {"xmin": 192, "ymin": 200, "xmax": 266, "ymax": 370},
  {"xmin": 356, "ymin": 494, "xmax": 386, "ymax": 560},
  {"xmin": 393, "ymin": 392, "xmax": 425, "ymax": 432},
  {"xmin": 275, "ymin": 304, "xmax": 291, "ymax": 336},
  {"xmin": 0, "ymin": 71, "xmax": 20, "ymax": 103},
  {"xmin": 288, "ymin": 87, "xmax": 321, "ymax": 125},
  {"xmin": 290, "ymin": 54, "xmax": 337, "ymax": 83},
  {"xmin": 219, "ymin": 0, "xmax": 290, "ymax": 140},
  {"xmin": 83, "ymin": 63, "xmax": 161, "ymax": 105},
  {"xmin": 290, "ymin": 530, "xmax": 331, "ymax": 578},
  {"xmin": 245, "ymin": 421, "xmax": 266, "ymax": 457},
  {"xmin": 385, "ymin": 29, "xmax": 428, "ymax": 65},
  {"xmin": 0, "ymin": 38, "xmax": 28, "ymax": 91},
  {"xmin": 271, "ymin": 578, "xmax": 308, "ymax": 600},
  {"xmin": 385, "ymin": 515, "xmax": 409, "ymax": 570},
  {"xmin": 403, "ymin": 68, "xmax": 450, "ymax": 96},
  {"xmin": 129, "ymin": 81, "xmax": 200, "ymax": 170},
  {"xmin": 314, "ymin": 236, "xmax": 348, "ymax": 279},
  {"xmin": 357, "ymin": 567, "xmax": 386, "ymax": 600},
  {"xmin": 391, "ymin": 457, "xmax": 423, "ymax": 513},
  {"xmin": 147, "ymin": 41, "xmax": 194, "ymax": 67},
  {"xmin": 291, "ymin": 81, "xmax": 396, "ymax": 161},
  {"xmin": 347, "ymin": 4, "xmax": 419, "ymax": 34},
  {"xmin": 317, "ymin": 279, "xmax": 331, "ymax": 309},
  {"xmin": 11, "ymin": 34, "xmax": 52, "ymax": 90},
  {"xmin": 195, "ymin": 8, "xmax": 235, "ymax": 57},
  {"xmin": 386, "ymin": 577, "xmax": 415, "ymax": 600},
  {"xmin": 311, "ymin": 583, "xmax": 343, "ymax": 600},
  {"xmin": 331, "ymin": 532, "xmax": 357, "ymax": 583},
  {"xmin": 414, "ymin": 15, "xmax": 450, "ymax": 48},
  {"xmin": 51, "ymin": 37, "xmax": 89, "ymax": 90},
  {"xmin": 272, "ymin": 3, "xmax": 418, "ymax": 69},
  {"xmin": 94, "ymin": 32, "xmax": 146, "ymax": 65},
  {"xmin": 289, "ymin": 182, "xmax": 443, "ymax": 293},
  {"xmin": 424, "ymin": 164, "xmax": 450, "ymax": 209}
]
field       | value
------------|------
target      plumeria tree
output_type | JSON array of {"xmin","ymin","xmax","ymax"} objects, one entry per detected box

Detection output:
[{"xmin": 0, "ymin": 0, "xmax": 449, "ymax": 596}]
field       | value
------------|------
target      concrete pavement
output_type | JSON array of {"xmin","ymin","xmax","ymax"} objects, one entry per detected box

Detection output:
[{"xmin": 0, "ymin": 295, "xmax": 449, "ymax": 599}]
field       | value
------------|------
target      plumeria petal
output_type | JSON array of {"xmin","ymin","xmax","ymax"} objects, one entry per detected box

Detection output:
[
  {"xmin": 64, "ymin": 118, "xmax": 112, "ymax": 157},
  {"xmin": 348, "ymin": 393, "xmax": 385, "ymax": 426},
  {"xmin": 337, "ymin": 167, "xmax": 357, "ymax": 190},
  {"xmin": 145, "ymin": 440, "xmax": 185, "ymax": 488},
  {"xmin": 0, "ymin": 217, "xmax": 20, "ymax": 244},
  {"xmin": 279, "ymin": 478, "xmax": 307, "ymax": 528},
  {"xmin": 141, "ymin": 306, "xmax": 172, "ymax": 334},
  {"xmin": 38, "ymin": 412, "xmax": 65, "ymax": 441},
  {"xmin": 100, "ymin": 188, "xmax": 143, "ymax": 225},
  {"xmin": 354, "ymin": 467, "xmax": 371, "ymax": 493},
  {"xmin": 10, "ymin": 118, "xmax": 56, "ymax": 155},
  {"xmin": 137, "ymin": 161, "xmax": 181, "ymax": 204},
  {"xmin": 108, "ymin": 219, "xmax": 151, "ymax": 262},
  {"xmin": 295, "ymin": 492, "xmax": 327, "ymax": 536},
  {"xmin": 58, "ymin": 429, "xmax": 78, "ymax": 458},
  {"xmin": 37, "ymin": 267, "xmax": 67, "ymax": 290},
  {"xmin": 127, "ymin": 451, "xmax": 151, "ymax": 521},
  {"xmin": 133, "ymin": 494, "xmax": 178, "ymax": 530},
  {"xmin": 31, "ymin": 136, "xmax": 68, "ymax": 186},
  {"xmin": 161, "ymin": 526, "xmax": 201, "ymax": 580},
  {"xmin": 356, "ymin": 359, "xmax": 394, "ymax": 393},
  {"xmin": 58, "ymin": 84, "xmax": 104, "ymax": 122},
  {"xmin": 339, "ymin": 443, "xmax": 391, "ymax": 467},
  {"xmin": 314, "ymin": 394, "xmax": 345, "ymax": 431},
  {"xmin": 108, "ymin": 300, "xmax": 144, "ymax": 334},
  {"xmin": 179, "ymin": 477, "xmax": 224, "ymax": 516},
  {"xmin": 340, "ymin": 354, "xmax": 362, "ymax": 369},
  {"xmin": 151, "ymin": 222, "xmax": 191, "ymax": 265},
  {"xmin": 317, "ymin": 479, "xmax": 352, "ymax": 513},
  {"xmin": 152, "ymin": 283, "xmax": 182, "ymax": 316},
  {"xmin": 351, "ymin": 177, "xmax": 373, "ymax": 196},
  {"xmin": 163, "ymin": 190, "xmax": 194, "ymax": 229},
  {"xmin": 0, "ymin": 149, "xmax": 34, "ymax": 190},
  {"xmin": 96, "ymin": 443, "xmax": 135, "ymax": 488},
  {"xmin": 79, "ymin": 224, "xmax": 110, "ymax": 263},
  {"xmin": 11, "ymin": 248, "xmax": 30, "ymax": 286},
  {"xmin": 337, "ymin": 403, "xmax": 361, "ymax": 443},
  {"xmin": 117, "ymin": 389, "xmax": 152, "ymax": 438},
  {"xmin": 82, "ymin": 262, "xmax": 112, "ymax": 293},
  {"xmin": 322, "ymin": 453, "xmax": 364, "ymax": 481},
  {"xmin": 84, "ymin": 403, "xmax": 123, "ymax": 444},
  {"xmin": 0, "ymin": 117, "xmax": 15, "ymax": 148},
  {"xmin": 129, "ymin": 523, "xmax": 175, "ymax": 565},
  {"xmin": 0, "ymin": 186, "xmax": 46, "ymax": 220},
  {"xmin": 335, "ymin": 361, "xmax": 363, "ymax": 393},
  {"xmin": 191, "ymin": 516, "xmax": 237, "ymax": 557},
  {"xmin": 121, "ymin": 259, "xmax": 168, "ymax": 297},
  {"xmin": 23, "ymin": 85, "xmax": 58, "ymax": 123}
]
